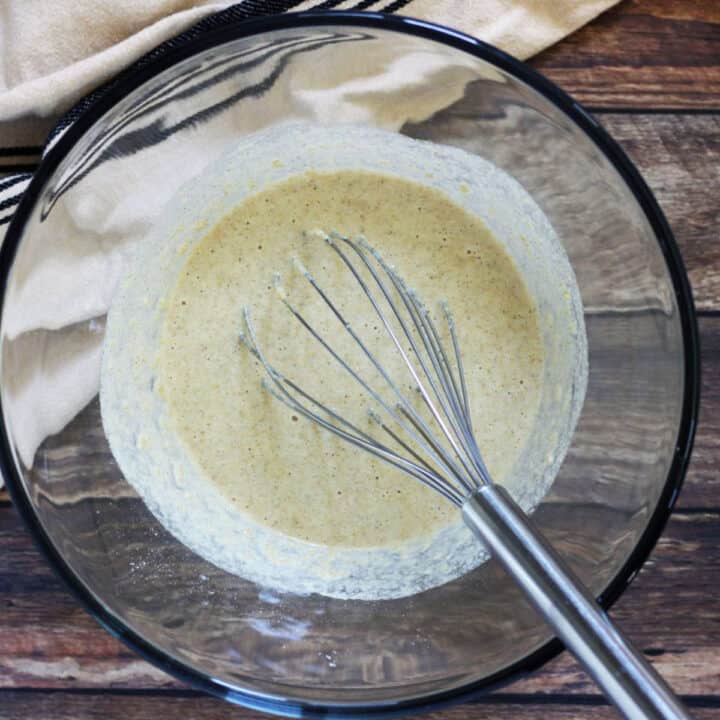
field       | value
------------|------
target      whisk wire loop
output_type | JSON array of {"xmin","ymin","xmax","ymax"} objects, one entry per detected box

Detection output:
[
  {"xmin": 240, "ymin": 308, "xmax": 463, "ymax": 505},
  {"xmin": 323, "ymin": 233, "xmax": 480, "ymax": 492},
  {"xmin": 240, "ymin": 230, "xmax": 494, "ymax": 503}
]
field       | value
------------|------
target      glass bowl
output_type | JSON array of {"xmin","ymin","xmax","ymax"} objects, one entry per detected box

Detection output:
[{"xmin": 0, "ymin": 12, "xmax": 699, "ymax": 717}]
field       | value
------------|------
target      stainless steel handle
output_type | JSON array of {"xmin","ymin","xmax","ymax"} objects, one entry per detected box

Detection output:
[{"xmin": 462, "ymin": 485, "xmax": 693, "ymax": 720}]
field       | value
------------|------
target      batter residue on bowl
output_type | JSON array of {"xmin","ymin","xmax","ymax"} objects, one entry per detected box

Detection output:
[{"xmin": 101, "ymin": 124, "xmax": 586, "ymax": 600}]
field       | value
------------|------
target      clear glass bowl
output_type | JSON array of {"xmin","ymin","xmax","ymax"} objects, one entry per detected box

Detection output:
[{"xmin": 0, "ymin": 12, "xmax": 699, "ymax": 717}]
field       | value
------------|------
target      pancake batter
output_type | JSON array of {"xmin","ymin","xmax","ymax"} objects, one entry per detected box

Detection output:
[
  {"xmin": 158, "ymin": 171, "xmax": 543, "ymax": 548},
  {"xmin": 100, "ymin": 123, "xmax": 587, "ymax": 599}
]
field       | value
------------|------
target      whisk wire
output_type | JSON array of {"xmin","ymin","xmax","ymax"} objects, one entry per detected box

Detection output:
[
  {"xmin": 352, "ymin": 241, "xmax": 478, "ymax": 473},
  {"xmin": 380, "ymin": 255, "xmax": 489, "ymax": 482},
  {"xmin": 239, "ymin": 231, "xmax": 498, "ymax": 502},
  {"xmin": 341, "ymin": 237, "xmax": 456, "ymax": 420},
  {"xmin": 366, "ymin": 409, "xmax": 439, "ymax": 479},
  {"xmin": 421, "ymin": 305, "xmax": 490, "ymax": 479},
  {"xmin": 287, "ymin": 236, "xmax": 476, "ymax": 493},
  {"xmin": 240, "ymin": 309, "xmax": 463, "ymax": 505},
  {"xmin": 386, "ymin": 269, "xmax": 479, "ymax": 470},
  {"xmin": 325, "ymin": 233, "xmax": 480, "ymax": 492},
  {"xmin": 443, "ymin": 303, "xmax": 474, "ymax": 429}
]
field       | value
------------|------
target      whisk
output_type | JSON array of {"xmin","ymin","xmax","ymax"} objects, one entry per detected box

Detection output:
[{"xmin": 240, "ymin": 230, "xmax": 691, "ymax": 720}]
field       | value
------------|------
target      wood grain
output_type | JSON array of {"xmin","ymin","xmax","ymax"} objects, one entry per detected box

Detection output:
[
  {"xmin": 0, "ymin": 692, "xmax": 717, "ymax": 720},
  {"xmin": 531, "ymin": 0, "xmax": 720, "ymax": 109},
  {"xmin": 1, "ymin": 499, "xmax": 718, "ymax": 695},
  {"xmin": 684, "ymin": 316, "xmax": 720, "ymax": 509},
  {"xmin": 600, "ymin": 113, "xmax": 720, "ymax": 312},
  {"xmin": 0, "ymin": 692, "xmax": 718, "ymax": 720}
]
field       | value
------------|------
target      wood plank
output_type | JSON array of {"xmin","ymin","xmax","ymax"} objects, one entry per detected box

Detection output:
[
  {"xmin": 0, "ymin": 691, "xmax": 717, "ymax": 720},
  {"xmin": 685, "ymin": 316, "xmax": 720, "ymax": 510},
  {"xmin": 0, "ymin": 501, "xmax": 717, "ymax": 696},
  {"xmin": 531, "ymin": 0, "xmax": 720, "ymax": 109},
  {"xmin": 600, "ymin": 114, "xmax": 720, "ymax": 313}
]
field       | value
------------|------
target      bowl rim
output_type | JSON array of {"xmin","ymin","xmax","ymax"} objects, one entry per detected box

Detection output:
[{"xmin": 0, "ymin": 10, "xmax": 700, "ymax": 718}]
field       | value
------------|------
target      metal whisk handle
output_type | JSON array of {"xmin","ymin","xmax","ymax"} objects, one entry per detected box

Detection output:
[{"xmin": 463, "ymin": 486, "xmax": 693, "ymax": 720}]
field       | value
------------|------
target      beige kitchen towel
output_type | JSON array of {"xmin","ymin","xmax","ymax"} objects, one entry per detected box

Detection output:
[
  {"xmin": 0, "ymin": 0, "xmax": 619, "ymax": 482},
  {"xmin": 0, "ymin": 0, "xmax": 619, "ymax": 145}
]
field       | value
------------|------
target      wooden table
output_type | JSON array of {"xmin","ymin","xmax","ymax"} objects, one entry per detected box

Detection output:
[{"xmin": 1, "ymin": 1, "xmax": 718, "ymax": 717}]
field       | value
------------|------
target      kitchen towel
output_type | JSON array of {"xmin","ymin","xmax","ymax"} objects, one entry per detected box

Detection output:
[{"xmin": 0, "ymin": 0, "xmax": 619, "ymax": 481}]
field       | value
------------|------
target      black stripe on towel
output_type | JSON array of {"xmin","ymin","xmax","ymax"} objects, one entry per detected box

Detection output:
[
  {"xmin": 236, "ymin": 0, "xmax": 310, "ymax": 13},
  {"xmin": 0, "ymin": 163, "xmax": 37, "ymax": 173},
  {"xmin": 242, "ymin": 0, "xmax": 304, "ymax": 15},
  {"xmin": 350, "ymin": 0, "xmax": 383, "ymax": 10},
  {"xmin": 314, "ymin": 0, "xmax": 350, "ymax": 9},
  {"xmin": 0, "ymin": 193, "xmax": 26, "ymax": 213},
  {"xmin": 380, "ymin": 0, "xmax": 415, "ymax": 12},
  {"xmin": 0, "ymin": 146, "xmax": 43, "ymax": 158},
  {"xmin": 0, "ymin": 173, "xmax": 32, "ymax": 194}
]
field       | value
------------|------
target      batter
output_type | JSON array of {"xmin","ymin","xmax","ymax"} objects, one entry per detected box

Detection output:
[
  {"xmin": 100, "ymin": 123, "xmax": 587, "ymax": 599},
  {"xmin": 158, "ymin": 171, "xmax": 543, "ymax": 548}
]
